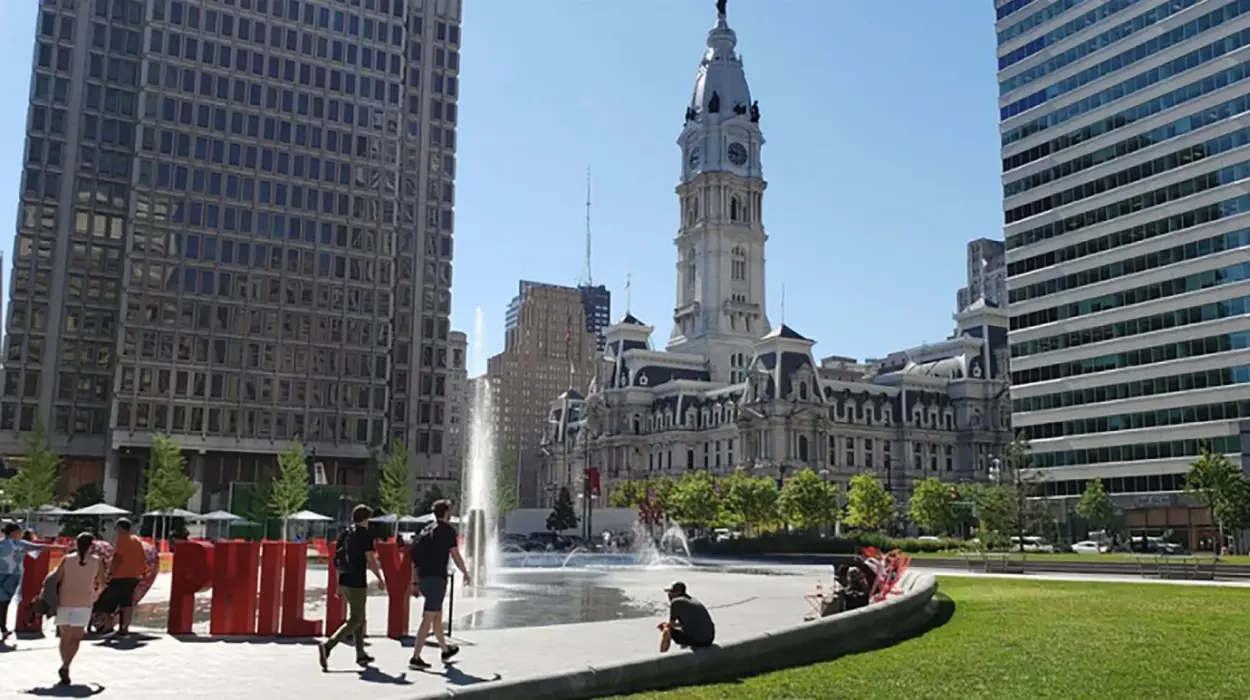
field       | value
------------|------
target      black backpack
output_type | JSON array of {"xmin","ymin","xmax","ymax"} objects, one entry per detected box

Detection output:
[{"xmin": 334, "ymin": 529, "xmax": 351, "ymax": 571}]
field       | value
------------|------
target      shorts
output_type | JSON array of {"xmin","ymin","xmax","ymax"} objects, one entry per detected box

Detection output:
[
  {"xmin": 98, "ymin": 577, "xmax": 140, "ymax": 613},
  {"xmin": 417, "ymin": 575, "xmax": 447, "ymax": 613},
  {"xmin": 670, "ymin": 628, "xmax": 713, "ymax": 649},
  {"xmin": 56, "ymin": 607, "xmax": 91, "ymax": 628}
]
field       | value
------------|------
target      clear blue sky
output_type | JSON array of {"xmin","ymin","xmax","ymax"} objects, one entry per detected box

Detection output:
[{"xmin": 0, "ymin": 1, "xmax": 1003, "ymax": 378}]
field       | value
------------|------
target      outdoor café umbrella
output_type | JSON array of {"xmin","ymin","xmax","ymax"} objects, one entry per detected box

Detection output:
[
  {"xmin": 142, "ymin": 507, "xmax": 201, "ymax": 541},
  {"xmin": 71, "ymin": 502, "xmax": 131, "ymax": 532},
  {"xmin": 199, "ymin": 510, "xmax": 247, "ymax": 538},
  {"xmin": 284, "ymin": 509, "xmax": 331, "ymax": 540}
]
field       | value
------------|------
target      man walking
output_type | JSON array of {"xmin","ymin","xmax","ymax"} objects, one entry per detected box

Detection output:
[
  {"xmin": 408, "ymin": 500, "xmax": 471, "ymax": 669},
  {"xmin": 99, "ymin": 518, "xmax": 146, "ymax": 638},
  {"xmin": 318, "ymin": 504, "xmax": 384, "ymax": 670},
  {"xmin": 658, "ymin": 581, "xmax": 715, "ymax": 652}
]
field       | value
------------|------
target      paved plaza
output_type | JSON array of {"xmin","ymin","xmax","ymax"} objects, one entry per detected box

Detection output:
[{"xmin": 0, "ymin": 566, "xmax": 816, "ymax": 699}]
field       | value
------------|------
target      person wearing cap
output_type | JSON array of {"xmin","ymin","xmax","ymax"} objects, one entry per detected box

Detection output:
[{"xmin": 658, "ymin": 581, "xmax": 715, "ymax": 652}]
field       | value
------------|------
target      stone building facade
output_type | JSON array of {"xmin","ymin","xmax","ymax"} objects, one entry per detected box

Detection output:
[{"xmin": 536, "ymin": 6, "xmax": 1011, "ymax": 508}]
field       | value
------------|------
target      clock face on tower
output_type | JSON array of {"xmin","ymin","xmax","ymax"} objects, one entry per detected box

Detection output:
[
  {"xmin": 688, "ymin": 147, "xmax": 701, "ymax": 169},
  {"xmin": 727, "ymin": 142, "xmax": 748, "ymax": 167}
]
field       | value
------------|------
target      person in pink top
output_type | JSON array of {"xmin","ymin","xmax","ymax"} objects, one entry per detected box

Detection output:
[{"xmin": 54, "ymin": 532, "xmax": 105, "ymax": 686}]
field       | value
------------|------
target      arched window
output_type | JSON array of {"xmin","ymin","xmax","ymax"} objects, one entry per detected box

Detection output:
[
  {"xmin": 730, "ymin": 196, "xmax": 741, "ymax": 222},
  {"xmin": 798, "ymin": 435, "xmax": 809, "ymax": 463},
  {"xmin": 685, "ymin": 248, "xmax": 696, "ymax": 288}
]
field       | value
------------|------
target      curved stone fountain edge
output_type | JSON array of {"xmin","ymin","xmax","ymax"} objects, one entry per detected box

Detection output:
[{"xmin": 423, "ymin": 571, "xmax": 941, "ymax": 700}]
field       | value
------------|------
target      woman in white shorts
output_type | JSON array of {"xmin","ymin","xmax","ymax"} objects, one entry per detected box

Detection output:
[{"xmin": 54, "ymin": 532, "xmax": 105, "ymax": 686}]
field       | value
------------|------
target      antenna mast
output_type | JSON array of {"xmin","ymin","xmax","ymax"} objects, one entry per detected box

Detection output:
[{"xmin": 581, "ymin": 167, "xmax": 593, "ymax": 287}]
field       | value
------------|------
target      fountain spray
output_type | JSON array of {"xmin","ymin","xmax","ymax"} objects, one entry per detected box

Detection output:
[{"xmin": 461, "ymin": 308, "xmax": 499, "ymax": 587}]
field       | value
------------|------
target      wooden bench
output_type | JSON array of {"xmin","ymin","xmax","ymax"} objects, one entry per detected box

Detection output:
[{"xmin": 1134, "ymin": 555, "xmax": 1219, "ymax": 581}]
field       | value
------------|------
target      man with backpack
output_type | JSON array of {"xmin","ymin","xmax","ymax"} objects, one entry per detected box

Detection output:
[
  {"xmin": 407, "ymin": 500, "xmax": 471, "ymax": 670},
  {"xmin": 318, "ymin": 504, "xmax": 384, "ymax": 670}
]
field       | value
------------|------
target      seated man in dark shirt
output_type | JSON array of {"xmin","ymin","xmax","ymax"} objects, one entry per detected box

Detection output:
[
  {"xmin": 839, "ymin": 567, "xmax": 871, "ymax": 612},
  {"xmin": 658, "ymin": 581, "xmax": 715, "ymax": 652}
]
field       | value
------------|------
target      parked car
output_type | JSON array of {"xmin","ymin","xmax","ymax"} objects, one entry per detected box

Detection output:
[
  {"xmin": 1010, "ymin": 536, "xmax": 1055, "ymax": 553},
  {"xmin": 1071, "ymin": 540, "xmax": 1110, "ymax": 554}
]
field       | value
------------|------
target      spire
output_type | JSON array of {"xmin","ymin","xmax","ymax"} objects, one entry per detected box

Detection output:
[
  {"xmin": 686, "ymin": 0, "xmax": 752, "ymax": 128},
  {"xmin": 580, "ymin": 167, "xmax": 593, "ymax": 286}
]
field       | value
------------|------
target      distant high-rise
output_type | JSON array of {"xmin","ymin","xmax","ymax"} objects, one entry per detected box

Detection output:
[
  {"xmin": 955, "ymin": 238, "xmax": 1005, "ymax": 313},
  {"xmin": 579, "ymin": 283, "xmax": 611, "ymax": 350},
  {"xmin": 488, "ymin": 281, "xmax": 597, "ymax": 506},
  {"xmin": 4, "ymin": 0, "xmax": 464, "ymax": 511}
]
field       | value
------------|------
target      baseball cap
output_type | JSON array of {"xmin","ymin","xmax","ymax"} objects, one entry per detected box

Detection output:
[{"xmin": 664, "ymin": 581, "xmax": 687, "ymax": 595}]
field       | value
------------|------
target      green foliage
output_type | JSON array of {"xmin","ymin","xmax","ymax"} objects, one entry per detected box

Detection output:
[
  {"xmin": 609, "ymin": 480, "xmax": 644, "ymax": 509},
  {"xmin": 777, "ymin": 468, "xmax": 838, "ymax": 531},
  {"xmin": 1075, "ymin": 479, "xmax": 1115, "ymax": 533},
  {"xmin": 546, "ymin": 486, "xmax": 579, "ymax": 532},
  {"xmin": 494, "ymin": 449, "xmax": 520, "ymax": 515},
  {"xmin": 667, "ymin": 471, "xmax": 722, "ymax": 529},
  {"xmin": 720, "ymin": 470, "xmax": 779, "ymax": 534},
  {"xmin": 974, "ymin": 484, "xmax": 1018, "ymax": 541},
  {"xmin": 269, "ymin": 440, "xmax": 309, "ymax": 520},
  {"xmin": 695, "ymin": 530, "xmax": 965, "ymax": 556},
  {"xmin": 908, "ymin": 477, "xmax": 958, "ymax": 535},
  {"xmin": 417, "ymin": 484, "xmax": 446, "ymax": 515},
  {"xmin": 1185, "ymin": 447, "xmax": 1250, "ymax": 551},
  {"xmin": 842, "ymin": 474, "xmax": 894, "ymax": 532},
  {"xmin": 7, "ymin": 420, "xmax": 60, "ymax": 514},
  {"xmin": 145, "ymin": 434, "xmax": 197, "ymax": 512},
  {"xmin": 377, "ymin": 440, "xmax": 412, "ymax": 516}
]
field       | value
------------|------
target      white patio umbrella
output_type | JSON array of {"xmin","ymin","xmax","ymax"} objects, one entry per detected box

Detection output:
[
  {"xmin": 142, "ymin": 508, "xmax": 201, "ymax": 542},
  {"xmin": 284, "ymin": 509, "xmax": 331, "ymax": 540},
  {"xmin": 198, "ymin": 510, "xmax": 247, "ymax": 539},
  {"xmin": 72, "ymin": 502, "xmax": 131, "ymax": 533}
]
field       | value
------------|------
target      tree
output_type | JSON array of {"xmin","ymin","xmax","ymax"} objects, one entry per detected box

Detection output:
[
  {"xmin": 908, "ymin": 477, "xmax": 957, "ymax": 535},
  {"xmin": 59, "ymin": 483, "xmax": 104, "ymax": 537},
  {"xmin": 1185, "ymin": 447, "xmax": 1250, "ymax": 554},
  {"xmin": 269, "ymin": 440, "xmax": 309, "ymax": 539},
  {"xmin": 494, "ymin": 449, "xmax": 520, "ymax": 515},
  {"xmin": 1074, "ymin": 478, "xmax": 1114, "ymax": 535},
  {"xmin": 842, "ymin": 474, "xmax": 894, "ymax": 532},
  {"xmin": 145, "ymin": 434, "xmax": 197, "ymax": 540},
  {"xmin": 546, "ymin": 486, "xmax": 579, "ymax": 533},
  {"xmin": 776, "ymin": 468, "xmax": 837, "ymax": 532},
  {"xmin": 667, "ymin": 471, "xmax": 721, "ymax": 530},
  {"xmin": 721, "ymin": 471, "xmax": 779, "ymax": 534},
  {"xmin": 974, "ymin": 485, "xmax": 1017, "ymax": 548},
  {"xmin": 417, "ymin": 485, "xmax": 445, "ymax": 515},
  {"xmin": 378, "ymin": 440, "xmax": 413, "ymax": 518},
  {"xmin": 7, "ymin": 419, "xmax": 60, "ymax": 521},
  {"xmin": 609, "ymin": 480, "xmax": 645, "ymax": 509}
]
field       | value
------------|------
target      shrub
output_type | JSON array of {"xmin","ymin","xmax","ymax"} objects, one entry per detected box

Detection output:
[{"xmin": 694, "ymin": 531, "xmax": 968, "ymax": 557}]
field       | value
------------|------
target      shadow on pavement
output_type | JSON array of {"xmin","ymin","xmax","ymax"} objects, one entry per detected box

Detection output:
[
  {"xmin": 92, "ymin": 633, "xmax": 158, "ymax": 650},
  {"xmin": 441, "ymin": 663, "xmax": 502, "ymax": 686},
  {"xmin": 357, "ymin": 667, "xmax": 413, "ymax": 685},
  {"xmin": 21, "ymin": 683, "xmax": 106, "ymax": 697},
  {"xmin": 171, "ymin": 635, "xmax": 320, "ymax": 646}
]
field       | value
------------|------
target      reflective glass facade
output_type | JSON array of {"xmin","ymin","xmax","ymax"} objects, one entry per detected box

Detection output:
[
  {"xmin": 1000, "ymin": 0, "xmax": 1250, "ymax": 493},
  {"xmin": 4, "ymin": 0, "xmax": 462, "ymax": 509}
]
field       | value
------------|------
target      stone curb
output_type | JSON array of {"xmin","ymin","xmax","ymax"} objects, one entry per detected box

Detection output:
[{"xmin": 412, "ymin": 572, "xmax": 940, "ymax": 700}]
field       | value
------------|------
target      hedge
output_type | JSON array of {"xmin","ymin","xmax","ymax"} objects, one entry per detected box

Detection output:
[{"xmin": 693, "ymin": 531, "xmax": 966, "ymax": 556}]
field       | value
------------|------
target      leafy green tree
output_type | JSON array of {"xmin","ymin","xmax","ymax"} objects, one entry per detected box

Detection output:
[
  {"xmin": 1075, "ymin": 478, "xmax": 1114, "ymax": 535},
  {"xmin": 651, "ymin": 476, "xmax": 676, "ymax": 513},
  {"xmin": 145, "ymin": 434, "xmax": 197, "ymax": 540},
  {"xmin": 609, "ymin": 480, "xmax": 645, "ymax": 509},
  {"xmin": 842, "ymin": 474, "xmax": 894, "ymax": 532},
  {"xmin": 721, "ymin": 470, "xmax": 779, "ymax": 534},
  {"xmin": 494, "ymin": 449, "xmax": 520, "ymax": 515},
  {"xmin": 667, "ymin": 471, "xmax": 721, "ymax": 530},
  {"xmin": 7, "ymin": 419, "xmax": 61, "ymax": 521},
  {"xmin": 546, "ymin": 486, "xmax": 579, "ymax": 532},
  {"xmin": 417, "ymin": 484, "xmax": 446, "ymax": 515},
  {"xmin": 378, "ymin": 440, "xmax": 412, "ymax": 518},
  {"xmin": 269, "ymin": 440, "xmax": 309, "ymax": 539},
  {"xmin": 974, "ymin": 485, "xmax": 1017, "ymax": 547},
  {"xmin": 908, "ymin": 477, "xmax": 957, "ymax": 535},
  {"xmin": 777, "ymin": 468, "xmax": 838, "ymax": 532},
  {"xmin": 1185, "ymin": 447, "xmax": 1250, "ymax": 554}
]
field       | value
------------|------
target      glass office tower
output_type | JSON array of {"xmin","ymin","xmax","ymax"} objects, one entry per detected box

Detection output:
[
  {"xmin": 999, "ymin": 0, "xmax": 1250, "ymax": 537},
  {"xmin": 6, "ymin": 0, "xmax": 463, "ymax": 510}
]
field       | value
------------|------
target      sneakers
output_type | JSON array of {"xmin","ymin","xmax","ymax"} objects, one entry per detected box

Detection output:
[
  {"xmin": 441, "ymin": 644, "xmax": 460, "ymax": 662},
  {"xmin": 355, "ymin": 653, "xmax": 375, "ymax": 666},
  {"xmin": 408, "ymin": 656, "xmax": 431, "ymax": 670}
]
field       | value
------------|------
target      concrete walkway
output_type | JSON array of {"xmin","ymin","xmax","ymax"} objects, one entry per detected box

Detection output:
[{"xmin": 0, "ymin": 568, "xmax": 814, "ymax": 700}]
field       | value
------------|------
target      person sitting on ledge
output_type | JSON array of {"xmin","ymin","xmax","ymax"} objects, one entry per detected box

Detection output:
[
  {"xmin": 658, "ymin": 581, "xmax": 715, "ymax": 652},
  {"xmin": 840, "ymin": 568, "xmax": 871, "ymax": 612}
]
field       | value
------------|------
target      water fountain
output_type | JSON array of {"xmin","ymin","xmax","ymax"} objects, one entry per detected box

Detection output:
[{"xmin": 461, "ymin": 307, "xmax": 499, "ymax": 587}]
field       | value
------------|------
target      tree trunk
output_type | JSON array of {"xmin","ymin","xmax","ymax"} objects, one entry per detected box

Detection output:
[{"xmin": 1217, "ymin": 521, "xmax": 1225, "ymax": 556}]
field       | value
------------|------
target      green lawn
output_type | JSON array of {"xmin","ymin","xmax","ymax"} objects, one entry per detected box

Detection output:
[
  {"xmin": 618, "ymin": 577, "xmax": 1250, "ymax": 700},
  {"xmin": 906, "ymin": 550, "xmax": 1250, "ymax": 564}
]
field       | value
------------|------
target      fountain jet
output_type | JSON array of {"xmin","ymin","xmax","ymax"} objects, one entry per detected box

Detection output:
[{"xmin": 461, "ymin": 308, "xmax": 500, "ymax": 587}]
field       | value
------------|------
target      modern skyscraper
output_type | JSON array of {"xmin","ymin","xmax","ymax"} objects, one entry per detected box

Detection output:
[
  {"xmin": 998, "ymin": 0, "xmax": 1249, "ymax": 543},
  {"xmin": 506, "ymin": 281, "xmax": 610, "ymax": 350},
  {"xmin": 5, "ymin": 0, "xmax": 463, "ymax": 512}
]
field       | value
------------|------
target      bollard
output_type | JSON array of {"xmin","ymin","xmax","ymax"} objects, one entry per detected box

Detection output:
[{"xmin": 446, "ymin": 570, "xmax": 455, "ymax": 636}]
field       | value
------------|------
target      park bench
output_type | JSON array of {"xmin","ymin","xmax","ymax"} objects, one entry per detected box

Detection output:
[
  {"xmin": 958, "ymin": 551, "xmax": 1027, "ymax": 574},
  {"xmin": 1134, "ymin": 555, "xmax": 1219, "ymax": 581}
]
